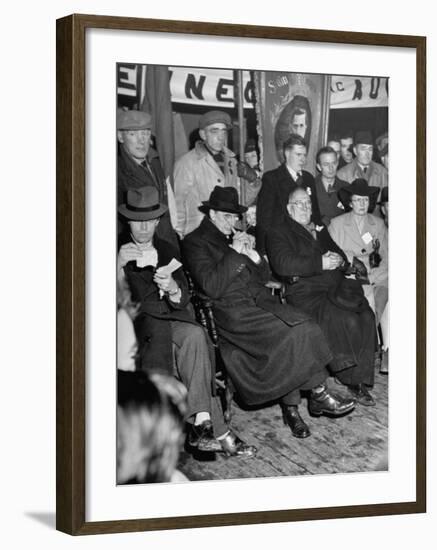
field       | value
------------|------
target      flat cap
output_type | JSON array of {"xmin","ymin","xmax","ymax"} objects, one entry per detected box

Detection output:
[
  {"xmin": 117, "ymin": 109, "xmax": 152, "ymax": 130},
  {"xmin": 199, "ymin": 110, "xmax": 232, "ymax": 130},
  {"xmin": 354, "ymin": 130, "xmax": 373, "ymax": 146}
]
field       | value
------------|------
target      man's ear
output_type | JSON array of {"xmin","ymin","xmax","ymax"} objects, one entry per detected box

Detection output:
[
  {"xmin": 199, "ymin": 129, "xmax": 206, "ymax": 141},
  {"xmin": 316, "ymin": 163, "xmax": 321, "ymax": 173},
  {"xmin": 353, "ymin": 146, "xmax": 357, "ymax": 156},
  {"xmin": 117, "ymin": 130, "xmax": 124, "ymax": 143}
]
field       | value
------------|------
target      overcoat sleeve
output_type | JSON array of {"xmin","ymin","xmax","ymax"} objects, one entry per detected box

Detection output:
[
  {"xmin": 267, "ymin": 226, "xmax": 323, "ymax": 277},
  {"xmin": 183, "ymin": 237, "xmax": 250, "ymax": 300}
]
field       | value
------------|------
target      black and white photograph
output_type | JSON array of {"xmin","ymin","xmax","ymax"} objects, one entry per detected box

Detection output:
[{"xmin": 115, "ymin": 64, "xmax": 389, "ymax": 485}]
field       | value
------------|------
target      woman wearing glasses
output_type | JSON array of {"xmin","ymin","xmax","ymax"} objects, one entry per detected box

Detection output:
[{"xmin": 267, "ymin": 184, "xmax": 378, "ymax": 407}]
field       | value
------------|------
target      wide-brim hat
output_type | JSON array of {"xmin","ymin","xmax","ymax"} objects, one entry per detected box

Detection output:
[
  {"xmin": 338, "ymin": 178, "xmax": 380, "ymax": 212},
  {"xmin": 199, "ymin": 110, "xmax": 232, "ymax": 130},
  {"xmin": 199, "ymin": 186, "xmax": 247, "ymax": 214},
  {"xmin": 327, "ymin": 277, "xmax": 368, "ymax": 312},
  {"xmin": 117, "ymin": 109, "xmax": 152, "ymax": 131},
  {"xmin": 118, "ymin": 187, "xmax": 168, "ymax": 221}
]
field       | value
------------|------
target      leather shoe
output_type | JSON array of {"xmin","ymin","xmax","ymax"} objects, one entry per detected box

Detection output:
[
  {"xmin": 347, "ymin": 384, "xmax": 376, "ymax": 406},
  {"xmin": 218, "ymin": 432, "xmax": 257, "ymax": 458},
  {"xmin": 187, "ymin": 420, "xmax": 222, "ymax": 452},
  {"xmin": 308, "ymin": 385, "xmax": 356, "ymax": 417},
  {"xmin": 281, "ymin": 405, "xmax": 311, "ymax": 438}
]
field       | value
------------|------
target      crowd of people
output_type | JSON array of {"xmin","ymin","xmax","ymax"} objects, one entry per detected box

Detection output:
[{"xmin": 116, "ymin": 105, "xmax": 389, "ymax": 484}]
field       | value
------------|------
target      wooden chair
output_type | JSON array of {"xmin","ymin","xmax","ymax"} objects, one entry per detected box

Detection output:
[{"xmin": 185, "ymin": 269, "xmax": 287, "ymax": 423}]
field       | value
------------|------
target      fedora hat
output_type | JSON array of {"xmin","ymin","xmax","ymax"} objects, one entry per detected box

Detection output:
[
  {"xmin": 200, "ymin": 186, "xmax": 247, "ymax": 215},
  {"xmin": 118, "ymin": 187, "xmax": 168, "ymax": 221},
  {"xmin": 338, "ymin": 178, "xmax": 380, "ymax": 211},
  {"xmin": 327, "ymin": 277, "xmax": 368, "ymax": 312}
]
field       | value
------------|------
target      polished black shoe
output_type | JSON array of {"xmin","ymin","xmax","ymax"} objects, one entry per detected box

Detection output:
[
  {"xmin": 281, "ymin": 405, "xmax": 311, "ymax": 438},
  {"xmin": 347, "ymin": 384, "xmax": 376, "ymax": 406},
  {"xmin": 187, "ymin": 420, "xmax": 222, "ymax": 452},
  {"xmin": 218, "ymin": 432, "xmax": 257, "ymax": 458},
  {"xmin": 308, "ymin": 385, "xmax": 356, "ymax": 417}
]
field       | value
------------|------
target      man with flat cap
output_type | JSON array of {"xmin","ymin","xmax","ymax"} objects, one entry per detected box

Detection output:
[
  {"xmin": 337, "ymin": 130, "xmax": 388, "ymax": 208},
  {"xmin": 117, "ymin": 108, "xmax": 176, "ymax": 246},
  {"xmin": 173, "ymin": 110, "xmax": 239, "ymax": 238},
  {"xmin": 117, "ymin": 185, "xmax": 256, "ymax": 459},
  {"xmin": 183, "ymin": 186, "xmax": 356, "ymax": 440}
]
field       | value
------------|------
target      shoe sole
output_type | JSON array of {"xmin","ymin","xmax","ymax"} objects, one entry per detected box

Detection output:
[{"xmin": 308, "ymin": 403, "xmax": 356, "ymax": 417}]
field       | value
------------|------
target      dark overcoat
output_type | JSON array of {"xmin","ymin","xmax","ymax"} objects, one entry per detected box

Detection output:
[
  {"xmin": 121, "ymin": 233, "xmax": 198, "ymax": 375},
  {"xmin": 256, "ymin": 164, "xmax": 322, "ymax": 254},
  {"xmin": 182, "ymin": 217, "xmax": 332, "ymax": 406},
  {"xmin": 117, "ymin": 145, "xmax": 177, "ymax": 247},
  {"xmin": 266, "ymin": 217, "xmax": 376, "ymax": 385}
]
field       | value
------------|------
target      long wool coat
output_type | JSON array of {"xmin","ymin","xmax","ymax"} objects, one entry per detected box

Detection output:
[
  {"xmin": 266, "ymin": 217, "xmax": 376, "ymax": 386},
  {"xmin": 182, "ymin": 217, "xmax": 333, "ymax": 406}
]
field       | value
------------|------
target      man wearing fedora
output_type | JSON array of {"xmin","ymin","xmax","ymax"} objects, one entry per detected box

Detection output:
[
  {"xmin": 329, "ymin": 179, "xmax": 389, "ymax": 377},
  {"xmin": 173, "ymin": 110, "xmax": 239, "ymax": 238},
  {"xmin": 337, "ymin": 130, "xmax": 388, "ymax": 208},
  {"xmin": 266, "ymin": 187, "xmax": 377, "ymax": 408},
  {"xmin": 118, "ymin": 186, "xmax": 256, "ymax": 459},
  {"xmin": 117, "ymin": 108, "xmax": 177, "ymax": 246},
  {"xmin": 256, "ymin": 134, "xmax": 322, "ymax": 256},
  {"xmin": 183, "ymin": 186, "xmax": 356, "ymax": 440}
]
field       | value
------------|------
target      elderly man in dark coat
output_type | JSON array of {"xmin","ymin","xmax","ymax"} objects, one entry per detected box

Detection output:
[
  {"xmin": 256, "ymin": 134, "xmax": 322, "ymax": 255},
  {"xmin": 266, "ymin": 187, "xmax": 377, "ymax": 406},
  {"xmin": 118, "ymin": 186, "xmax": 256, "ymax": 458},
  {"xmin": 117, "ymin": 108, "xmax": 177, "ymax": 247},
  {"xmin": 182, "ymin": 186, "xmax": 355, "ymax": 439}
]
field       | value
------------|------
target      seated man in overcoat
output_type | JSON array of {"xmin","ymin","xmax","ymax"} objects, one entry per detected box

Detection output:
[{"xmin": 182, "ymin": 186, "xmax": 356, "ymax": 439}]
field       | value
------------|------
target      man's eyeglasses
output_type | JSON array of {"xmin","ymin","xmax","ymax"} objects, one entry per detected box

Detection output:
[{"xmin": 290, "ymin": 200, "xmax": 312, "ymax": 210}]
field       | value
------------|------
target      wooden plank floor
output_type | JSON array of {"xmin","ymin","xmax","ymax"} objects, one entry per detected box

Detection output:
[{"xmin": 178, "ymin": 371, "xmax": 388, "ymax": 481}]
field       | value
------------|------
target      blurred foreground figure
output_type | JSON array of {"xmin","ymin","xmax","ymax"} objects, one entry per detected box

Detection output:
[{"xmin": 117, "ymin": 370, "xmax": 188, "ymax": 484}]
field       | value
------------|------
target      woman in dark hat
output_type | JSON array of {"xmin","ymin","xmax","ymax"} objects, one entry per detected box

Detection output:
[
  {"xmin": 267, "ymin": 187, "xmax": 378, "ymax": 407},
  {"xmin": 329, "ymin": 179, "xmax": 389, "ymax": 371}
]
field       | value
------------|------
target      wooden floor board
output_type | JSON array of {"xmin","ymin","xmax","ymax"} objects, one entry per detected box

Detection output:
[{"xmin": 178, "ymin": 371, "xmax": 388, "ymax": 481}]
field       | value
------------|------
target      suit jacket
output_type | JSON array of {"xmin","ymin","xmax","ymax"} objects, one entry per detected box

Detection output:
[
  {"xmin": 256, "ymin": 163, "xmax": 322, "ymax": 254},
  {"xmin": 120, "ymin": 233, "xmax": 196, "ymax": 373},
  {"xmin": 328, "ymin": 212, "xmax": 388, "ymax": 287},
  {"xmin": 314, "ymin": 174, "xmax": 348, "ymax": 226}
]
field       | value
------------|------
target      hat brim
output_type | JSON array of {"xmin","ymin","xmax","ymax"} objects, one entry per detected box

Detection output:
[
  {"xmin": 199, "ymin": 201, "xmax": 248, "ymax": 215},
  {"xmin": 118, "ymin": 203, "xmax": 168, "ymax": 221},
  {"xmin": 338, "ymin": 185, "xmax": 380, "ymax": 212}
]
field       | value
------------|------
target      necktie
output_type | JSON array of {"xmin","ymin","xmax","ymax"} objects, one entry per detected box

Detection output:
[
  {"xmin": 141, "ymin": 158, "xmax": 158, "ymax": 185},
  {"xmin": 296, "ymin": 173, "xmax": 303, "ymax": 186},
  {"xmin": 363, "ymin": 167, "xmax": 368, "ymax": 175},
  {"xmin": 327, "ymin": 184, "xmax": 333, "ymax": 193}
]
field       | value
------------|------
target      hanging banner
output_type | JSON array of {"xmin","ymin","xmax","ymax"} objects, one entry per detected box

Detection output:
[
  {"xmin": 117, "ymin": 64, "xmax": 254, "ymax": 108},
  {"xmin": 169, "ymin": 67, "xmax": 254, "ymax": 108},
  {"xmin": 330, "ymin": 75, "xmax": 389, "ymax": 109},
  {"xmin": 254, "ymin": 72, "xmax": 328, "ymax": 174}
]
